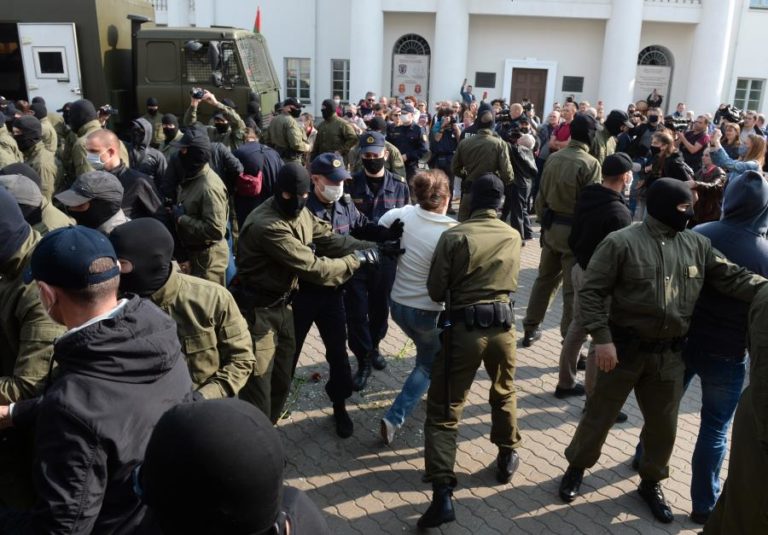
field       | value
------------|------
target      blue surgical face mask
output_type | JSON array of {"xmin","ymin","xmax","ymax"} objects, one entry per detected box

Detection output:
[{"xmin": 86, "ymin": 150, "xmax": 107, "ymax": 171}]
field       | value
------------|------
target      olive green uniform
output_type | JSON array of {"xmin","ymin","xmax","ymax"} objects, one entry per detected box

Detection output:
[
  {"xmin": 704, "ymin": 285, "xmax": 768, "ymax": 534},
  {"xmin": 23, "ymin": 141, "xmax": 58, "ymax": 201},
  {"xmin": 141, "ymin": 112, "xmax": 165, "ymax": 148},
  {"xmin": 150, "ymin": 269, "xmax": 254, "ymax": 399},
  {"xmin": 34, "ymin": 199, "xmax": 75, "ymax": 235},
  {"xmin": 263, "ymin": 113, "xmax": 309, "ymax": 164},
  {"xmin": 236, "ymin": 197, "xmax": 373, "ymax": 422},
  {"xmin": 183, "ymin": 102, "xmax": 246, "ymax": 150},
  {"xmin": 49, "ymin": 113, "xmax": 68, "ymax": 157},
  {"xmin": 348, "ymin": 140, "xmax": 406, "ymax": 178},
  {"xmin": 566, "ymin": 217, "xmax": 767, "ymax": 484},
  {"xmin": 424, "ymin": 209, "xmax": 522, "ymax": 487},
  {"xmin": 160, "ymin": 130, "xmax": 183, "ymax": 162},
  {"xmin": 589, "ymin": 126, "xmax": 616, "ymax": 165},
  {"xmin": 0, "ymin": 230, "xmax": 64, "ymax": 507},
  {"xmin": 176, "ymin": 163, "xmax": 230, "ymax": 286},
  {"xmin": 311, "ymin": 114, "xmax": 358, "ymax": 160},
  {"xmin": 451, "ymin": 129, "xmax": 514, "ymax": 221},
  {"xmin": 524, "ymin": 140, "xmax": 601, "ymax": 338},
  {"xmin": 66, "ymin": 120, "xmax": 130, "ymax": 188},
  {"xmin": 0, "ymin": 125, "xmax": 23, "ymax": 168},
  {"xmin": 39, "ymin": 116, "xmax": 58, "ymax": 155}
]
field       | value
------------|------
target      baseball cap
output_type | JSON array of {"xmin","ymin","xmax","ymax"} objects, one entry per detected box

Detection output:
[
  {"xmin": 401, "ymin": 104, "xmax": 416, "ymax": 114},
  {"xmin": 283, "ymin": 97, "xmax": 305, "ymax": 109},
  {"xmin": 602, "ymin": 152, "xmax": 634, "ymax": 176},
  {"xmin": 0, "ymin": 174, "xmax": 42, "ymax": 207},
  {"xmin": 359, "ymin": 132, "xmax": 386, "ymax": 155},
  {"xmin": 310, "ymin": 153, "xmax": 351, "ymax": 182},
  {"xmin": 171, "ymin": 124, "xmax": 212, "ymax": 150},
  {"xmin": 55, "ymin": 171, "xmax": 124, "ymax": 207},
  {"xmin": 23, "ymin": 225, "xmax": 120, "ymax": 288},
  {"xmin": 606, "ymin": 109, "xmax": 634, "ymax": 130}
]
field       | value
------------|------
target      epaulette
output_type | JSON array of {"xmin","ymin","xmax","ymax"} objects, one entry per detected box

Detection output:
[{"xmin": 391, "ymin": 173, "xmax": 406, "ymax": 183}]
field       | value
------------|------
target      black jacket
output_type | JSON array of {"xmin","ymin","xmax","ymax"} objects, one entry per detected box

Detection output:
[
  {"xmin": 129, "ymin": 117, "xmax": 168, "ymax": 184},
  {"xmin": 111, "ymin": 162, "xmax": 163, "ymax": 219},
  {"xmin": 28, "ymin": 296, "xmax": 193, "ymax": 534},
  {"xmin": 161, "ymin": 142, "xmax": 243, "ymax": 202},
  {"xmin": 569, "ymin": 183, "xmax": 632, "ymax": 269},
  {"xmin": 508, "ymin": 144, "xmax": 538, "ymax": 186}
]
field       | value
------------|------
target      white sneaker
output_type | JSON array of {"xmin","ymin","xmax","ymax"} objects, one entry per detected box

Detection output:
[{"xmin": 380, "ymin": 417, "xmax": 396, "ymax": 445}]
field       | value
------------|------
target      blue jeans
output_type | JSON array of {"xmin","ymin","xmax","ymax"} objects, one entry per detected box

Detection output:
[
  {"xmin": 385, "ymin": 301, "xmax": 442, "ymax": 427},
  {"xmin": 634, "ymin": 346, "xmax": 746, "ymax": 514}
]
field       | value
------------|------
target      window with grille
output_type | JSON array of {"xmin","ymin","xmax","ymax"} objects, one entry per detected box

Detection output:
[
  {"xmin": 331, "ymin": 59, "xmax": 350, "ymax": 103},
  {"xmin": 285, "ymin": 58, "xmax": 310, "ymax": 104},
  {"xmin": 183, "ymin": 41, "xmax": 241, "ymax": 86},
  {"xmin": 734, "ymin": 78, "xmax": 764, "ymax": 111}
]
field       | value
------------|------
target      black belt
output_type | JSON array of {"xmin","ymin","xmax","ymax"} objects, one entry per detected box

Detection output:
[
  {"xmin": 610, "ymin": 323, "xmax": 684, "ymax": 353},
  {"xmin": 449, "ymin": 302, "xmax": 514, "ymax": 331},
  {"xmin": 551, "ymin": 212, "xmax": 573, "ymax": 226},
  {"xmin": 231, "ymin": 285, "xmax": 296, "ymax": 310}
]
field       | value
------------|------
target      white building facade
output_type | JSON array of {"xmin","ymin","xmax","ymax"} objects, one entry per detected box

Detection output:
[{"xmin": 151, "ymin": 0, "xmax": 768, "ymax": 118}]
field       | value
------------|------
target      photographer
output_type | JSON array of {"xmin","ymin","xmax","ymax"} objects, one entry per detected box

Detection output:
[
  {"xmin": 677, "ymin": 115, "xmax": 710, "ymax": 173},
  {"xmin": 183, "ymin": 89, "xmax": 246, "ymax": 150},
  {"xmin": 430, "ymin": 106, "xmax": 461, "ymax": 211}
]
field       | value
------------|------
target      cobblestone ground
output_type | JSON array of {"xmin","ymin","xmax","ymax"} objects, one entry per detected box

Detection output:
[{"xmin": 280, "ymin": 222, "xmax": 716, "ymax": 534}]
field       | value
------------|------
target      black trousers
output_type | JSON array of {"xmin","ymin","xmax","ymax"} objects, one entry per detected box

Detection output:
[{"xmin": 501, "ymin": 180, "xmax": 533, "ymax": 240}]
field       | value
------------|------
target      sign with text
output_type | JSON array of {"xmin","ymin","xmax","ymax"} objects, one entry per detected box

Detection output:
[
  {"xmin": 392, "ymin": 54, "xmax": 429, "ymax": 99},
  {"xmin": 634, "ymin": 65, "xmax": 671, "ymax": 111}
]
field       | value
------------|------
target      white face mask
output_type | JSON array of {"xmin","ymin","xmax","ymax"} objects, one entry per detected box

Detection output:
[
  {"xmin": 86, "ymin": 150, "xmax": 106, "ymax": 171},
  {"xmin": 333, "ymin": 99, "xmax": 340, "ymax": 106},
  {"xmin": 321, "ymin": 183, "xmax": 344, "ymax": 203}
]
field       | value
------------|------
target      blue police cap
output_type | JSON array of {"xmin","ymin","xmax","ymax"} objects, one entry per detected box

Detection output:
[
  {"xmin": 310, "ymin": 153, "xmax": 351, "ymax": 182},
  {"xmin": 359, "ymin": 132, "xmax": 386, "ymax": 154}
]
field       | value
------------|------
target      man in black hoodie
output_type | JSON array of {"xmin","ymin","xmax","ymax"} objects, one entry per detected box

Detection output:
[
  {"xmin": 0, "ymin": 225, "xmax": 192, "ymax": 533},
  {"xmin": 557, "ymin": 153, "xmax": 633, "ymax": 403}
]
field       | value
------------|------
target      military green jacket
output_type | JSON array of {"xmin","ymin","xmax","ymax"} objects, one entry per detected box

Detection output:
[
  {"xmin": 348, "ymin": 140, "xmax": 406, "ymax": 178},
  {"xmin": 176, "ymin": 164, "xmax": 229, "ymax": 248},
  {"xmin": 748, "ymin": 285, "xmax": 768, "ymax": 451},
  {"xmin": 535, "ymin": 140, "xmax": 601, "ymax": 217},
  {"xmin": 582, "ymin": 216, "xmax": 768, "ymax": 345},
  {"xmin": 237, "ymin": 197, "xmax": 372, "ymax": 300},
  {"xmin": 34, "ymin": 199, "xmax": 75, "ymax": 235},
  {"xmin": 0, "ymin": 125, "xmax": 23, "ymax": 168},
  {"xmin": 150, "ymin": 269, "xmax": 254, "ymax": 399},
  {"xmin": 39, "ymin": 116, "xmax": 58, "ymax": 155},
  {"xmin": 263, "ymin": 113, "xmax": 309, "ymax": 162},
  {"xmin": 590, "ymin": 127, "xmax": 616, "ymax": 165},
  {"xmin": 452, "ymin": 129, "xmax": 514, "ymax": 188},
  {"xmin": 312, "ymin": 115, "xmax": 358, "ymax": 159},
  {"xmin": 427, "ymin": 209, "xmax": 521, "ymax": 309},
  {"xmin": 160, "ymin": 130, "xmax": 183, "ymax": 161},
  {"xmin": 183, "ymin": 102, "xmax": 246, "ymax": 150},
  {"xmin": 141, "ymin": 112, "xmax": 165, "ymax": 148},
  {"xmin": 0, "ymin": 231, "xmax": 64, "ymax": 403},
  {"xmin": 50, "ymin": 113, "xmax": 69, "ymax": 156},
  {"xmin": 69, "ymin": 120, "xmax": 130, "ymax": 181},
  {"xmin": 23, "ymin": 142, "xmax": 58, "ymax": 201}
]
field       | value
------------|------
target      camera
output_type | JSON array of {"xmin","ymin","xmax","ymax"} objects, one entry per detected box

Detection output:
[
  {"xmin": 190, "ymin": 87, "xmax": 206, "ymax": 100},
  {"xmin": 664, "ymin": 115, "xmax": 689, "ymax": 132},
  {"xmin": 98, "ymin": 104, "xmax": 119, "ymax": 116},
  {"xmin": 721, "ymin": 104, "xmax": 743, "ymax": 124}
]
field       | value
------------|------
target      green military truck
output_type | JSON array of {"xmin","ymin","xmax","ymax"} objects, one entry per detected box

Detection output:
[{"xmin": 0, "ymin": 0, "xmax": 280, "ymax": 126}]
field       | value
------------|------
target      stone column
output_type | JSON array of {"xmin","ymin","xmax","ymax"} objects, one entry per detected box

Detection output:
[
  {"xmin": 349, "ymin": 0, "xmax": 383, "ymax": 103},
  {"xmin": 431, "ymin": 0, "xmax": 469, "ymax": 106},
  {"xmin": 596, "ymin": 0, "xmax": 644, "ymax": 112},
  {"xmin": 686, "ymin": 0, "xmax": 737, "ymax": 115}
]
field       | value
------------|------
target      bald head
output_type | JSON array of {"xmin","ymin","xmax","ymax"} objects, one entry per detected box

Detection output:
[{"xmin": 85, "ymin": 128, "xmax": 121, "ymax": 171}]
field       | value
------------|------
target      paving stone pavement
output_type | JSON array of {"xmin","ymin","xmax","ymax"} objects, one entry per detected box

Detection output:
[{"xmin": 279, "ymin": 223, "xmax": 717, "ymax": 534}]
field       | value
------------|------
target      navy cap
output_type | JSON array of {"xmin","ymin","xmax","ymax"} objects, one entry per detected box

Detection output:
[
  {"xmin": 23, "ymin": 226, "xmax": 120, "ymax": 288},
  {"xmin": 401, "ymin": 104, "xmax": 416, "ymax": 114},
  {"xmin": 55, "ymin": 171, "xmax": 124, "ymax": 207},
  {"xmin": 310, "ymin": 153, "xmax": 351, "ymax": 182},
  {"xmin": 172, "ymin": 124, "xmax": 212, "ymax": 151},
  {"xmin": 359, "ymin": 132, "xmax": 386, "ymax": 154}
]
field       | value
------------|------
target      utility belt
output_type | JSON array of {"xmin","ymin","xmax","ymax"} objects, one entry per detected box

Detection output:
[
  {"xmin": 610, "ymin": 323, "xmax": 685, "ymax": 353},
  {"xmin": 449, "ymin": 301, "xmax": 514, "ymax": 331},
  {"xmin": 541, "ymin": 208, "xmax": 572, "ymax": 229},
  {"xmin": 231, "ymin": 284, "xmax": 297, "ymax": 312}
]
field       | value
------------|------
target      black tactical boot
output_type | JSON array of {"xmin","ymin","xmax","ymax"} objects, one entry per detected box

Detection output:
[
  {"xmin": 352, "ymin": 357, "xmax": 372, "ymax": 392},
  {"xmin": 332, "ymin": 402, "xmax": 353, "ymax": 438},
  {"xmin": 371, "ymin": 347, "xmax": 387, "ymax": 370},
  {"xmin": 417, "ymin": 484, "xmax": 455, "ymax": 529},
  {"xmin": 638, "ymin": 480, "xmax": 674, "ymax": 523},
  {"xmin": 558, "ymin": 466, "xmax": 584, "ymax": 503},
  {"xmin": 496, "ymin": 448, "xmax": 520, "ymax": 484},
  {"xmin": 522, "ymin": 328, "xmax": 542, "ymax": 348}
]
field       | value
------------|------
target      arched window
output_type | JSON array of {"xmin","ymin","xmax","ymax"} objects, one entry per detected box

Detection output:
[
  {"xmin": 635, "ymin": 45, "xmax": 674, "ymax": 112},
  {"xmin": 637, "ymin": 45, "xmax": 673, "ymax": 67},
  {"xmin": 391, "ymin": 34, "xmax": 431, "ymax": 102},
  {"xmin": 393, "ymin": 34, "xmax": 431, "ymax": 56}
]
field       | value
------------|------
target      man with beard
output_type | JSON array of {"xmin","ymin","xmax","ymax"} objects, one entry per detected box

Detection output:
[
  {"xmin": 55, "ymin": 171, "xmax": 127, "ymax": 235},
  {"xmin": 12, "ymin": 115, "xmax": 57, "ymax": 200},
  {"xmin": 311, "ymin": 99, "xmax": 358, "ymax": 161},
  {"xmin": 263, "ymin": 98, "xmax": 309, "ymax": 164},
  {"xmin": 236, "ymin": 163, "xmax": 387, "ymax": 423},
  {"xmin": 170, "ymin": 125, "xmax": 229, "ymax": 286},
  {"xmin": 141, "ymin": 97, "xmax": 164, "ymax": 149}
]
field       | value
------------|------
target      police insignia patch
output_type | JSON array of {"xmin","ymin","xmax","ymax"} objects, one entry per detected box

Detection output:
[
  {"xmin": 332, "ymin": 159, "xmax": 341, "ymax": 168},
  {"xmin": 366, "ymin": 136, "xmax": 374, "ymax": 143}
]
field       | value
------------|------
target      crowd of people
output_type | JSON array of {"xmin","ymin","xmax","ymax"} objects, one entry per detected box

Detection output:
[{"xmin": 0, "ymin": 79, "xmax": 766, "ymax": 534}]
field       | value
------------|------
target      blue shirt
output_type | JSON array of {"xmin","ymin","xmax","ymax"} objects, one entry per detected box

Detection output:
[{"xmin": 349, "ymin": 170, "xmax": 410, "ymax": 223}]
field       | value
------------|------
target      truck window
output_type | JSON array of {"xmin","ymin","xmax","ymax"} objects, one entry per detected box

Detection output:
[
  {"xmin": 183, "ymin": 40, "xmax": 242, "ymax": 87},
  {"xmin": 146, "ymin": 42, "xmax": 177, "ymax": 82},
  {"xmin": 237, "ymin": 36, "xmax": 277, "ymax": 94}
]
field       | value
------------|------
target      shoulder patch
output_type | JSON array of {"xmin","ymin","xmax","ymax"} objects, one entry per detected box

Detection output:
[{"xmin": 391, "ymin": 173, "xmax": 406, "ymax": 183}]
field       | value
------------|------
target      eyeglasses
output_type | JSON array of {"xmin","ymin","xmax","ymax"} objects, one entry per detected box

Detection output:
[{"xmin": 393, "ymin": 113, "xmax": 401, "ymax": 116}]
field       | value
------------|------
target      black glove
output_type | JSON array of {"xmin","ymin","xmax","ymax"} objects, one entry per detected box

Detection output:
[
  {"xmin": 383, "ymin": 218, "xmax": 404, "ymax": 240},
  {"xmin": 354, "ymin": 248, "xmax": 381, "ymax": 265},
  {"xmin": 378, "ymin": 240, "xmax": 406, "ymax": 258}
]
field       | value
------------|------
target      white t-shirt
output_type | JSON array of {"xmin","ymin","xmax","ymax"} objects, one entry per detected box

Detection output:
[{"xmin": 378, "ymin": 205, "xmax": 457, "ymax": 311}]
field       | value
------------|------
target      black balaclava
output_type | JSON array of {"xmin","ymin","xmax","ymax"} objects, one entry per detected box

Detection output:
[
  {"xmin": 161, "ymin": 113, "xmax": 179, "ymax": 141},
  {"xmin": 109, "ymin": 218, "xmax": 173, "ymax": 296},
  {"xmin": 179, "ymin": 146, "xmax": 211, "ymax": 178},
  {"xmin": 274, "ymin": 162, "xmax": 310, "ymax": 218},
  {"xmin": 68, "ymin": 99, "xmax": 97, "ymax": 133},
  {"xmin": 646, "ymin": 177, "xmax": 693, "ymax": 232},
  {"xmin": 31, "ymin": 96, "xmax": 46, "ymax": 105},
  {"xmin": 131, "ymin": 120, "xmax": 147, "ymax": 149},
  {"xmin": 570, "ymin": 113, "xmax": 598, "ymax": 146},
  {"xmin": 321, "ymin": 99, "xmax": 335, "ymax": 121},
  {"xmin": 1, "ymin": 163, "xmax": 43, "ymax": 190},
  {"xmin": 30, "ymin": 102, "xmax": 47, "ymax": 121},
  {"xmin": 0, "ymin": 188, "xmax": 31, "ymax": 268},
  {"xmin": 13, "ymin": 116, "xmax": 42, "ymax": 153},
  {"xmin": 604, "ymin": 110, "xmax": 629, "ymax": 137},
  {"xmin": 469, "ymin": 173, "xmax": 505, "ymax": 214},
  {"xmin": 476, "ymin": 102, "xmax": 495, "ymax": 130},
  {"xmin": 20, "ymin": 204, "xmax": 43, "ymax": 226},
  {"xmin": 141, "ymin": 399, "xmax": 285, "ymax": 535},
  {"xmin": 70, "ymin": 198, "xmax": 120, "ymax": 229}
]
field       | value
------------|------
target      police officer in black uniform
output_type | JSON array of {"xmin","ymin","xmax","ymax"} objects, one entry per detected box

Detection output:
[
  {"xmin": 387, "ymin": 104, "xmax": 428, "ymax": 183},
  {"xmin": 292, "ymin": 153, "xmax": 403, "ymax": 437},
  {"xmin": 345, "ymin": 133, "xmax": 411, "ymax": 391}
]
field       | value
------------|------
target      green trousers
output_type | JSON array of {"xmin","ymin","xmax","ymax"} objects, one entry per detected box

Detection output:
[
  {"xmin": 424, "ymin": 323, "xmax": 522, "ymax": 487},
  {"xmin": 189, "ymin": 239, "xmax": 229, "ymax": 287},
  {"xmin": 565, "ymin": 345, "xmax": 685, "ymax": 482},
  {"xmin": 522, "ymin": 222, "xmax": 574, "ymax": 338},
  {"xmin": 239, "ymin": 304, "xmax": 296, "ymax": 423}
]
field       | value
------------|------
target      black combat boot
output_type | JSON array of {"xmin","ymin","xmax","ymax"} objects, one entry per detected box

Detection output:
[
  {"xmin": 558, "ymin": 466, "xmax": 584, "ymax": 503},
  {"xmin": 522, "ymin": 328, "xmax": 542, "ymax": 348},
  {"xmin": 371, "ymin": 346, "xmax": 387, "ymax": 371},
  {"xmin": 417, "ymin": 484, "xmax": 455, "ymax": 529},
  {"xmin": 638, "ymin": 480, "xmax": 674, "ymax": 523},
  {"xmin": 332, "ymin": 402, "xmax": 353, "ymax": 438},
  {"xmin": 352, "ymin": 356, "xmax": 372, "ymax": 392},
  {"xmin": 496, "ymin": 448, "xmax": 520, "ymax": 484}
]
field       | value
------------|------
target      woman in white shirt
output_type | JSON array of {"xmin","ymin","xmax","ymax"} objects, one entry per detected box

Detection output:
[{"xmin": 377, "ymin": 170, "xmax": 457, "ymax": 444}]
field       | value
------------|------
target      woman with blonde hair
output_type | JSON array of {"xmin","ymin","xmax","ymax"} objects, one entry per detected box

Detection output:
[{"xmin": 710, "ymin": 129, "xmax": 765, "ymax": 181}]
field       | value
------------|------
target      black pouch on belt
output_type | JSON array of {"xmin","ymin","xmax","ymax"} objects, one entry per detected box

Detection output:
[
  {"xmin": 463, "ymin": 305, "xmax": 476, "ymax": 331},
  {"xmin": 475, "ymin": 303, "xmax": 494, "ymax": 328}
]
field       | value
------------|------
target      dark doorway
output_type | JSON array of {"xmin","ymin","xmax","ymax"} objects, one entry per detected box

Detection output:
[
  {"xmin": 511, "ymin": 68, "xmax": 546, "ymax": 110},
  {"xmin": 0, "ymin": 23, "xmax": 26, "ymax": 101}
]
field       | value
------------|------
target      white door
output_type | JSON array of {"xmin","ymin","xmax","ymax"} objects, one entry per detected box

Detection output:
[{"xmin": 17, "ymin": 23, "xmax": 83, "ymax": 111}]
